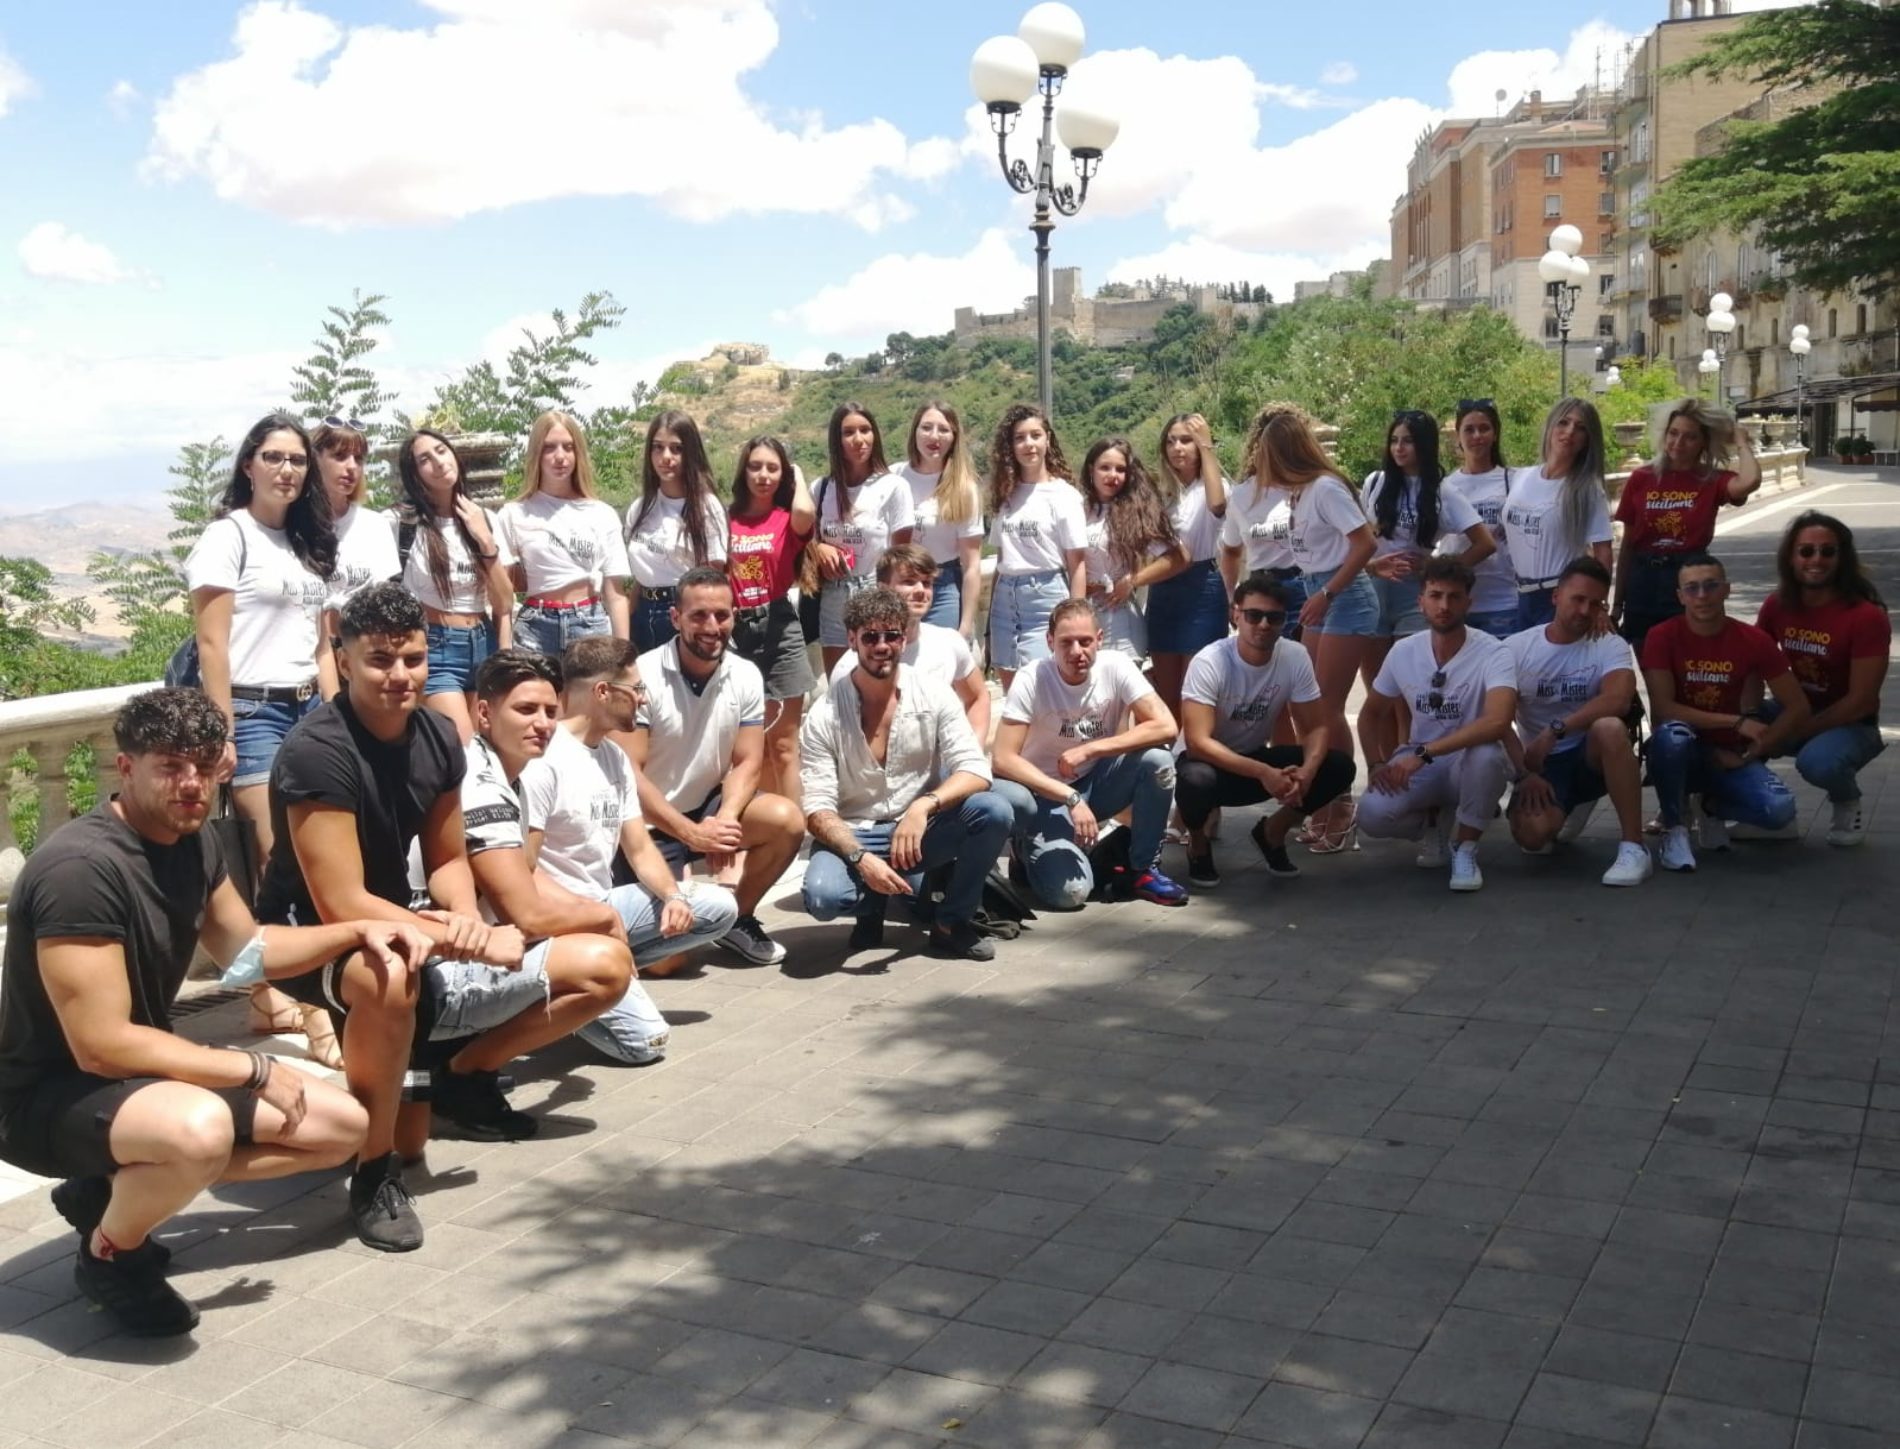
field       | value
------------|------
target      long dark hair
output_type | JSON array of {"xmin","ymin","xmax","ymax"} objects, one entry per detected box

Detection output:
[
  {"xmin": 629, "ymin": 410, "xmax": 720, "ymax": 565},
  {"xmin": 825, "ymin": 402, "xmax": 889, "ymax": 519},
  {"xmin": 221, "ymin": 412, "xmax": 337, "ymax": 578},
  {"xmin": 398, "ymin": 428, "xmax": 483, "ymax": 606},
  {"xmin": 730, "ymin": 434, "xmax": 797, "ymax": 515},
  {"xmin": 1371, "ymin": 410, "xmax": 1443, "ymax": 546},
  {"xmin": 1776, "ymin": 510, "xmax": 1885, "ymax": 608},
  {"xmin": 988, "ymin": 402, "xmax": 1073, "ymax": 514},
  {"xmin": 1080, "ymin": 437, "xmax": 1178, "ymax": 574},
  {"xmin": 1454, "ymin": 399, "xmax": 1508, "ymax": 472}
]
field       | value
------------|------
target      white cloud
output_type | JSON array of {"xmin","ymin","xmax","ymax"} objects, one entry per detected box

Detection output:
[
  {"xmin": 0, "ymin": 44, "xmax": 33, "ymax": 117},
  {"xmin": 1445, "ymin": 21, "xmax": 1637, "ymax": 117},
  {"xmin": 1320, "ymin": 61, "xmax": 1358, "ymax": 87},
  {"xmin": 17, "ymin": 223, "xmax": 142, "ymax": 286},
  {"xmin": 144, "ymin": 0, "xmax": 954, "ymax": 230},
  {"xmin": 106, "ymin": 80, "xmax": 141, "ymax": 117},
  {"xmin": 776, "ymin": 228, "xmax": 1031, "ymax": 343}
]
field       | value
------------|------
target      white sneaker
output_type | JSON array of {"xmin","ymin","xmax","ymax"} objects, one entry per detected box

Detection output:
[
  {"xmin": 1557, "ymin": 801, "xmax": 1596, "ymax": 843},
  {"xmin": 1692, "ymin": 803, "xmax": 1730, "ymax": 852},
  {"xmin": 1416, "ymin": 813, "xmax": 1452, "ymax": 869},
  {"xmin": 1731, "ymin": 819, "xmax": 1799, "ymax": 841},
  {"xmin": 1601, "ymin": 841, "xmax": 1653, "ymax": 887},
  {"xmin": 1448, "ymin": 842, "xmax": 1483, "ymax": 892},
  {"xmin": 1828, "ymin": 801, "xmax": 1866, "ymax": 847},
  {"xmin": 1658, "ymin": 825, "xmax": 1697, "ymax": 872}
]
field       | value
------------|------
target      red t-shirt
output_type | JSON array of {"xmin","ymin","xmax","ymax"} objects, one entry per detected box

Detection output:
[
  {"xmin": 1756, "ymin": 593, "xmax": 1890, "ymax": 721},
  {"xmin": 1613, "ymin": 466, "xmax": 1737, "ymax": 554},
  {"xmin": 1641, "ymin": 614, "xmax": 1791, "ymax": 748},
  {"xmin": 726, "ymin": 506, "xmax": 805, "ymax": 610}
]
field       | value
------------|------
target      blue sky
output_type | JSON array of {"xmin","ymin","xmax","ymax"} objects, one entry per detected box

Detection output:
[{"xmin": 0, "ymin": 0, "xmax": 1789, "ymax": 511}]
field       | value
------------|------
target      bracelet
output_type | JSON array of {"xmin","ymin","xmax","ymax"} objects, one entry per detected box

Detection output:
[
  {"xmin": 663, "ymin": 892, "xmax": 688, "ymax": 907},
  {"xmin": 237, "ymin": 1048, "xmax": 270, "ymax": 1093},
  {"xmin": 477, "ymin": 550, "xmax": 499, "ymax": 563}
]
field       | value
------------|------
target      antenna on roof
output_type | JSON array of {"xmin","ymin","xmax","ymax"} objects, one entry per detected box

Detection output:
[{"xmin": 1495, "ymin": 88, "xmax": 1506, "ymax": 118}]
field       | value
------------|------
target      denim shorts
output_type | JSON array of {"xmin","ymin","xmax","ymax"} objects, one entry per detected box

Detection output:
[
  {"xmin": 1096, "ymin": 598, "xmax": 1147, "ymax": 658},
  {"xmin": 1467, "ymin": 607, "xmax": 1519, "ymax": 640},
  {"xmin": 925, "ymin": 570, "xmax": 963, "ymax": 629},
  {"xmin": 426, "ymin": 619, "xmax": 498, "ymax": 696},
  {"xmin": 427, "ymin": 940, "xmax": 555, "ymax": 1041},
  {"xmin": 232, "ymin": 692, "xmax": 318, "ymax": 788},
  {"xmin": 817, "ymin": 574, "xmax": 874, "ymax": 648},
  {"xmin": 1146, "ymin": 559, "xmax": 1228, "ymax": 655},
  {"xmin": 1533, "ymin": 745, "xmax": 1607, "ymax": 814},
  {"xmin": 1369, "ymin": 572, "xmax": 1426, "ymax": 638},
  {"xmin": 989, "ymin": 569, "xmax": 1068, "ymax": 670},
  {"xmin": 1303, "ymin": 566, "xmax": 1380, "ymax": 637},
  {"xmin": 633, "ymin": 591, "xmax": 678, "ymax": 654},
  {"xmin": 515, "ymin": 598, "xmax": 610, "ymax": 657}
]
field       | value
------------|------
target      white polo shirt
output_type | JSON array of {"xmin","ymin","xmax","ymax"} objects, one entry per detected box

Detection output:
[{"xmin": 633, "ymin": 642, "xmax": 767, "ymax": 812}]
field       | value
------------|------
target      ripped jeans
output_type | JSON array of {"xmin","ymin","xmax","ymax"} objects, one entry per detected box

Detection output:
[{"xmin": 993, "ymin": 747, "xmax": 1176, "ymax": 909}]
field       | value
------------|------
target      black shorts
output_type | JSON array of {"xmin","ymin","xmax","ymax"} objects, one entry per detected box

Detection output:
[
  {"xmin": 0, "ymin": 1074, "xmax": 256, "ymax": 1180},
  {"xmin": 647, "ymin": 792, "xmax": 720, "ymax": 871},
  {"xmin": 1519, "ymin": 746, "xmax": 1608, "ymax": 815},
  {"xmin": 277, "ymin": 954, "xmax": 444, "ymax": 1046}
]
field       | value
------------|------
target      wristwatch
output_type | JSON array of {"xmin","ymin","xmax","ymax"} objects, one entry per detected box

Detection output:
[
  {"xmin": 1412, "ymin": 744, "xmax": 1434, "ymax": 765},
  {"xmin": 1551, "ymin": 719, "xmax": 1568, "ymax": 740},
  {"xmin": 1065, "ymin": 790, "xmax": 1084, "ymax": 808},
  {"xmin": 845, "ymin": 847, "xmax": 866, "ymax": 866}
]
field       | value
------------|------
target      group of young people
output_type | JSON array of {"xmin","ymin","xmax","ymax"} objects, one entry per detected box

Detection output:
[{"xmin": 0, "ymin": 389, "xmax": 1887, "ymax": 1338}]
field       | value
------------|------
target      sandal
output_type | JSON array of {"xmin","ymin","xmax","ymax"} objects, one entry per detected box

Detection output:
[
  {"xmin": 298, "ymin": 1005, "xmax": 345, "ymax": 1072},
  {"xmin": 1306, "ymin": 799, "xmax": 1360, "ymax": 855},
  {"xmin": 249, "ymin": 985, "xmax": 344, "ymax": 1072},
  {"xmin": 246, "ymin": 983, "xmax": 301, "ymax": 1035}
]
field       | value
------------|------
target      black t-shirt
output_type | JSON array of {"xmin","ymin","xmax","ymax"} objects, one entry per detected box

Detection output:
[
  {"xmin": 255, "ymin": 695, "xmax": 465, "ymax": 926},
  {"xmin": 0, "ymin": 804, "xmax": 227, "ymax": 1111}
]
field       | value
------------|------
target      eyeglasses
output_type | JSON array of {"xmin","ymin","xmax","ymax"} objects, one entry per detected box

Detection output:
[
  {"xmin": 256, "ymin": 450, "xmax": 309, "ymax": 471},
  {"xmin": 321, "ymin": 415, "xmax": 366, "ymax": 431},
  {"xmin": 1680, "ymin": 579, "xmax": 1726, "ymax": 596},
  {"xmin": 604, "ymin": 680, "xmax": 649, "ymax": 699},
  {"xmin": 1239, "ymin": 608, "xmax": 1288, "ymax": 626},
  {"xmin": 856, "ymin": 629, "xmax": 908, "ymax": 646},
  {"xmin": 1796, "ymin": 544, "xmax": 1838, "ymax": 560},
  {"xmin": 1456, "ymin": 398, "xmax": 1495, "ymax": 414}
]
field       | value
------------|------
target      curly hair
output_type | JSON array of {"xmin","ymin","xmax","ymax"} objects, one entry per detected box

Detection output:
[
  {"xmin": 114, "ymin": 688, "xmax": 229, "ymax": 756},
  {"xmin": 1080, "ymin": 437, "xmax": 1179, "ymax": 575},
  {"xmin": 339, "ymin": 581, "xmax": 426, "ymax": 642},
  {"xmin": 220, "ymin": 413, "xmax": 338, "ymax": 579},
  {"xmin": 1775, "ymin": 511, "xmax": 1885, "ymax": 609},
  {"xmin": 843, "ymin": 585, "xmax": 910, "ymax": 636},
  {"xmin": 988, "ymin": 403, "xmax": 1072, "ymax": 514}
]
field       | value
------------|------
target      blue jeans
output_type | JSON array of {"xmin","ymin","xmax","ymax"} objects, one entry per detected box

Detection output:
[
  {"xmin": 633, "ymin": 593, "xmax": 677, "ymax": 654},
  {"xmin": 993, "ymin": 748, "xmax": 1176, "ymax": 909},
  {"xmin": 925, "ymin": 570, "xmax": 963, "ymax": 629},
  {"xmin": 1647, "ymin": 721, "xmax": 1796, "ymax": 831},
  {"xmin": 516, "ymin": 598, "xmax": 611, "ymax": 656},
  {"xmin": 1147, "ymin": 559, "xmax": 1228, "ymax": 655},
  {"xmin": 231, "ymin": 691, "xmax": 318, "ymax": 788},
  {"xmin": 573, "ymin": 882, "xmax": 740, "ymax": 1063},
  {"xmin": 1760, "ymin": 701, "xmax": 1885, "ymax": 803},
  {"xmin": 989, "ymin": 570, "xmax": 1067, "ymax": 670},
  {"xmin": 1467, "ymin": 607, "xmax": 1519, "ymax": 641},
  {"xmin": 802, "ymin": 793, "xmax": 1013, "ymax": 930},
  {"xmin": 425, "ymin": 619, "xmax": 497, "ymax": 696},
  {"xmin": 1515, "ymin": 586, "xmax": 1557, "ymax": 631}
]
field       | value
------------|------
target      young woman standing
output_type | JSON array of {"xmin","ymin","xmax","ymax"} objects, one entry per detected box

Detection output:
[
  {"xmin": 1503, "ymin": 398, "xmax": 1613, "ymax": 630},
  {"xmin": 1148, "ymin": 412, "xmax": 1230, "ymax": 718},
  {"xmin": 398, "ymin": 428, "xmax": 515, "ymax": 743},
  {"xmin": 987, "ymin": 403, "xmax": 1087, "ymax": 692},
  {"xmin": 314, "ymin": 417, "xmax": 398, "ymax": 640},
  {"xmin": 727, "ymin": 435, "xmax": 818, "ymax": 805},
  {"xmin": 500, "ymin": 410, "xmax": 632, "ymax": 654},
  {"xmin": 1443, "ymin": 400, "xmax": 1521, "ymax": 638},
  {"xmin": 185, "ymin": 412, "xmax": 340, "ymax": 1065},
  {"xmin": 1078, "ymin": 436, "xmax": 1187, "ymax": 659},
  {"xmin": 625, "ymin": 410, "xmax": 728, "ymax": 653},
  {"xmin": 809, "ymin": 402, "xmax": 914, "ymax": 675},
  {"xmin": 1613, "ymin": 399, "xmax": 1760, "ymax": 649},
  {"xmin": 897, "ymin": 401, "xmax": 984, "ymax": 636},
  {"xmin": 1360, "ymin": 411, "xmax": 1495, "ymax": 649}
]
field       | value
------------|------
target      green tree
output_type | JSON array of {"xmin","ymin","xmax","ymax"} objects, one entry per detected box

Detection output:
[
  {"xmin": 417, "ymin": 291, "xmax": 629, "ymax": 442},
  {"xmin": 0, "ymin": 557, "xmax": 101, "ymax": 700},
  {"xmin": 1652, "ymin": 0, "xmax": 1900, "ymax": 297},
  {"xmin": 289, "ymin": 288, "xmax": 394, "ymax": 429},
  {"xmin": 1595, "ymin": 356, "xmax": 1685, "ymax": 431}
]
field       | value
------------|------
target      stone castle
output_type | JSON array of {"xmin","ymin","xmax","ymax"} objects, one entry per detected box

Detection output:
[{"xmin": 952, "ymin": 268, "xmax": 1260, "ymax": 349}]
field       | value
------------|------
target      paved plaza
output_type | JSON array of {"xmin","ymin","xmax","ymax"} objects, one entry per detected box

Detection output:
[{"xmin": 0, "ymin": 471, "xmax": 1894, "ymax": 1448}]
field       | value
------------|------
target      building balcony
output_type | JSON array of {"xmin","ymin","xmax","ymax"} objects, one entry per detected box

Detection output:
[{"xmin": 1649, "ymin": 294, "xmax": 1684, "ymax": 323}]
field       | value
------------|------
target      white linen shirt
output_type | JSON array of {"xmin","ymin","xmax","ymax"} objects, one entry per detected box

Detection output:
[{"xmin": 800, "ymin": 666, "xmax": 990, "ymax": 828}]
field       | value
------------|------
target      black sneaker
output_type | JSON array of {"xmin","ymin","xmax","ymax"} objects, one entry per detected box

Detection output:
[
  {"xmin": 349, "ymin": 1153, "xmax": 424, "ymax": 1253},
  {"xmin": 1186, "ymin": 852, "xmax": 1221, "ymax": 889},
  {"xmin": 849, "ymin": 914, "xmax": 886, "ymax": 952},
  {"xmin": 52, "ymin": 1177, "xmax": 171, "ymax": 1266},
  {"xmin": 431, "ymin": 1068, "xmax": 539, "ymax": 1142},
  {"xmin": 73, "ymin": 1239, "xmax": 198, "ymax": 1337},
  {"xmin": 1252, "ymin": 820, "xmax": 1301, "ymax": 877},
  {"xmin": 926, "ymin": 921, "xmax": 997, "ymax": 962},
  {"xmin": 721, "ymin": 914, "xmax": 787, "ymax": 966}
]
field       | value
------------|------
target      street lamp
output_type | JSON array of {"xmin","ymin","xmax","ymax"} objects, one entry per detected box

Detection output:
[
  {"xmin": 971, "ymin": 3, "xmax": 1119, "ymax": 416},
  {"xmin": 1702, "ymin": 290, "xmax": 1737, "ymax": 403},
  {"xmin": 1789, "ymin": 324, "xmax": 1812, "ymax": 446},
  {"xmin": 1698, "ymin": 348, "xmax": 1720, "ymax": 401},
  {"xmin": 1538, "ymin": 224, "xmax": 1593, "ymax": 397},
  {"xmin": 1605, "ymin": 364, "xmax": 1622, "ymax": 388}
]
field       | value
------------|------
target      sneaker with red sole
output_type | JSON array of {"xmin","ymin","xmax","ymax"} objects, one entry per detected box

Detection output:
[{"xmin": 1132, "ymin": 869, "xmax": 1190, "ymax": 906}]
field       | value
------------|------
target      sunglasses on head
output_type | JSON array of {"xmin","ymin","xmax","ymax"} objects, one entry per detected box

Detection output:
[
  {"xmin": 1456, "ymin": 398, "xmax": 1495, "ymax": 414},
  {"xmin": 1239, "ymin": 607, "xmax": 1287, "ymax": 626},
  {"xmin": 1796, "ymin": 544, "xmax": 1838, "ymax": 560},
  {"xmin": 321, "ymin": 415, "xmax": 367, "ymax": 432},
  {"xmin": 856, "ymin": 629, "xmax": 907, "ymax": 646},
  {"xmin": 1391, "ymin": 409, "xmax": 1431, "ymax": 424}
]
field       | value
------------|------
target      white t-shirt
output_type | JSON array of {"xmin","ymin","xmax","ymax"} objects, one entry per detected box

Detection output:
[
  {"xmin": 519, "ymin": 726, "xmax": 639, "ymax": 902},
  {"xmin": 323, "ymin": 504, "xmax": 400, "ymax": 615},
  {"xmin": 1371, "ymin": 629, "xmax": 1516, "ymax": 747},
  {"xmin": 1502, "ymin": 467, "xmax": 1612, "ymax": 583},
  {"xmin": 399, "ymin": 513, "xmax": 515, "ymax": 615},
  {"xmin": 633, "ymin": 642, "xmax": 766, "ymax": 812},
  {"xmin": 625, "ymin": 492, "xmax": 729, "ymax": 588},
  {"xmin": 1286, "ymin": 476, "xmax": 1369, "ymax": 575},
  {"xmin": 829, "ymin": 622, "xmax": 976, "ymax": 692},
  {"xmin": 1181, "ymin": 636, "xmax": 1321, "ymax": 756},
  {"xmin": 1002, "ymin": 650, "xmax": 1154, "ymax": 780},
  {"xmin": 816, "ymin": 471, "xmax": 914, "ymax": 581},
  {"xmin": 403, "ymin": 733, "xmax": 518, "ymax": 922},
  {"xmin": 990, "ymin": 481, "xmax": 1088, "ymax": 576},
  {"xmin": 1220, "ymin": 478, "xmax": 1295, "ymax": 572},
  {"xmin": 1444, "ymin": 467, "xmax": 1517, "ymax": 616},
  {"xmin": 1506, "ymin": 627, "xmax": 1636, "ymax": 753},
  {"xmin": 1170, "ymin": 477, "xmax": 1228, "ymax": 563},
  {"xmin": 1082, "ymin": 508, "xmax": 1170, "ymax": 590},
  {"xmin": 184, "ymin": 512, "xmax": 329, "ymax": 687},
  {"xmin": 1358, "ymin": 473, "xmax": 1483, "ymax": 560},
  {"xmin": 499, "ymin": 492, "xmax": 633, "ymax": 595},
  {"xmin": 899, "ymin": 464, "xmax": 982, "ymax": 568}
]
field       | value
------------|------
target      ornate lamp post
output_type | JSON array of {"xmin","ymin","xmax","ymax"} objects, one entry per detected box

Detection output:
[
  {"xmin": 1538, "ymin": 224, "xmax": 1593, "ymax": 398},
  {"xmin": 970, "ymin": 3, "xmax": 1119, "ymax": 415},
  {"xmin": 1698, "ymin": 349, "xmax": 1721, "ymax": 401},
  {"xmin": 1702, "ymin": 290, "xmax": 1737, "ymax": 403},
  {"xmin": 1789, "ymin": 324, "xmax": 1812, "ymax": 445}
]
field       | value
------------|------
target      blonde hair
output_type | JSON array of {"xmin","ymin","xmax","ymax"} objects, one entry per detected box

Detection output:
[
  {"xmin": 1241, "ymin": 402, "xmax": 1334, "ymax": 496},
  {"xmin": 1652, "ymin": 398, "xmax": 1739, "ymax": 476},
  {"xmin": 1538, "ymin": 398, "xmax": 1608, "ymax": 550},
  {"xmin": 907, "ymin": 400, "xmax": 979, "ymax": 528},
  {"xmin": 519, "ymin": 410, "xmax": 598, "ymax": 499}
]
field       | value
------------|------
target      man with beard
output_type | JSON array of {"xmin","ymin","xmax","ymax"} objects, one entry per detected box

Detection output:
[
  {"xmin": 621, "ymin": 566, "xmax": 804, "ymax": 969},
  {"xmin": 1358, "ymin": 558, "xmax": 1518, "ymax": 891},
  {"xmin": 799, "ymin": 586, "xmax": 1010, "ymax": 959},
  {"xmin": 0, "ymin": 687, "xmax": 422, "ymax": 1335}
]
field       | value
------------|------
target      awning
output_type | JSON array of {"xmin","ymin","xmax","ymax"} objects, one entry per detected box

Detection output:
[{"xmin": 1740, "ymin": 371, "xmax": 1900, "ymax": 410}]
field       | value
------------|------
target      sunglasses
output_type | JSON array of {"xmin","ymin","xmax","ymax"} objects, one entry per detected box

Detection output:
[
  {"xmin": 1796, "ymin": 544, "xmax": 1838, "ymax": 560},
  {"xmin": 856, "ymin": 629, "xmax": 907, "ymax": 646},
  {"xmin": 1239, "ymin": 608, "xmax": 1288, "ymax": 626},
  {"xmin": 256, "ymin": 450, "xmax": 310, "ymax": 471},
  {"xmin": 1427, "ymin": 669, "xmax": 1447, "ymax": 711},
  {"xmin": 1456, "ymin": 398, "xmax": 1495, "ymax": 414},
  {"xmin": 322, "ymin": 415, "xmax": 367, "ymax": 431},
  {"xmin": 1391, "ymin": 409, "xmax": 1431, "ymax": 424},
  {"xmin": 1680, "ymin": 579, "xmax": 1726, "ymax": 596}
]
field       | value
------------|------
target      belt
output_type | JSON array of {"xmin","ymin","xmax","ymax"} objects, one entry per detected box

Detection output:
[
  {"xmin": 1515, "ymin": 576, "xmax": 1562, "ymax": 593},
  {"xmin": 639, "ymin": 584, "xmax": 678, "ymax": 602},
  {"xmin": 1632, "ymin": 553, "xmax": 1685, "ymax": 568},
  {"xmin": 735, "ymin": 601, "xmax": 775, "ymax": 622},
  {"xmin": 1264, "ymin": 566, "xmax": 1303, "ymax": 581},
  {"xmin": 232, "ymin": 681, "xmax": 317, "ymax": 704},
  {"xmin": 523, "ymin": 595, "xmax": 599, "ymax": 611}
]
